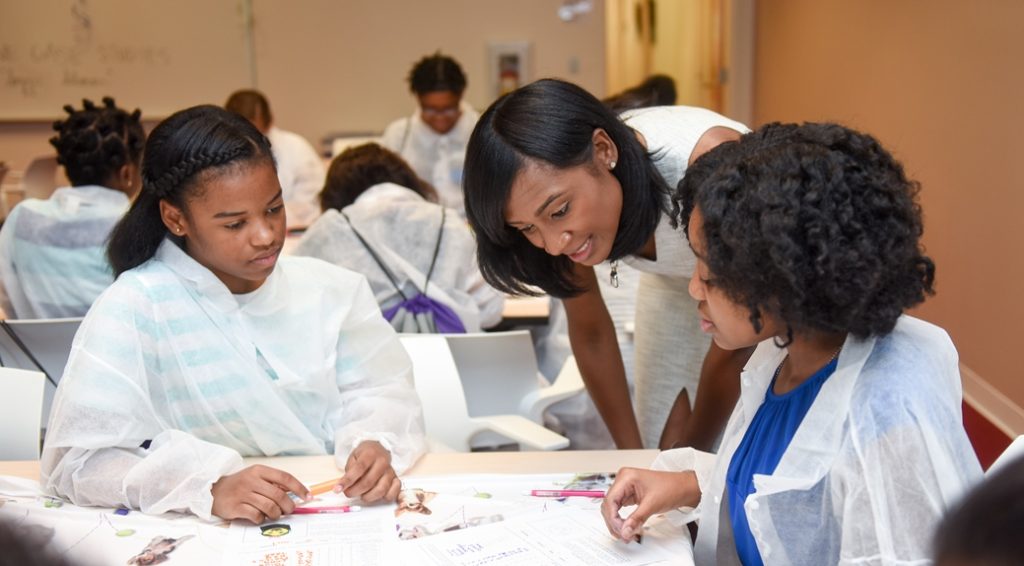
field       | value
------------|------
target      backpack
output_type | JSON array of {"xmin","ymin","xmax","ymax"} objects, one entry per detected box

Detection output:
[{"xmin": 342, "ymin": 208, "xmax": 466, "ymax": 334}]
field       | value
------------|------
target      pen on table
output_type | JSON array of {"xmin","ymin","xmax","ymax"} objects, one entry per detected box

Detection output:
[
  {"xmin": 527, "ymin": 489, "xmax": 606, "ymax": 498},
  {"xmin": 291, "ymin": 505, "xmax": 361, "ymax": 515}
]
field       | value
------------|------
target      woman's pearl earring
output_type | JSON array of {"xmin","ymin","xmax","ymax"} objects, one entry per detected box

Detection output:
[{"xmin": 609, "ymin": 160, "xmax": 617, "ymax": 170}]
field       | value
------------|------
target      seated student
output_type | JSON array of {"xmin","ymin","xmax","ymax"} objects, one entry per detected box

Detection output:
[
  {"xmin": 41, "ymin": 106, "xmax": 425, "ymax": 524},
  {"xmin": 0, "ymin": 97, "xmax": 144, "ymax": 319},
  {"xmin": 225, "ymin": 89, "xmax": 325, "ymax": 229},
  {"xmin": 380, "ymin": 52, "xmax": 477, "ymax": 215},
  {"xmin": 293, "ymin": 143, "xmax": 503, "ymax": 332},
  {"xmin": 933, "ymin": 454, "xmax": 1024, "ymax": 565},
  {"xmin": 600, "ymin": 122, "xmax": 983, "ymax": 564}
]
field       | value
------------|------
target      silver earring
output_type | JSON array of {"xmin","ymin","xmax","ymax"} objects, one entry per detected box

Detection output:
[{"xmin": 609, "ymin": 160, "xmax": 617, "ymax": 170}]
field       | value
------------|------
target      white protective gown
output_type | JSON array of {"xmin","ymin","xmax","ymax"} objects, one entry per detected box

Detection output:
[
  {"xmin": 650, "ymin": 316, "xmax": 982, "ymax": 565},
  {"xmin": 41, "ymin": 239, "xmax": 425, "ymax": 520},
  {"xmin": 380, "ymin": 102, "xmax": 479, "ymax": 215},
  {"xmin": 0, "ymin": 186, "xmax": 128, "ymax": 319},
  {"xmin": 266, "ymin": 126, "xmax": 326, "ymax": 228},
  {"xmin": 293, "ymin": 183, "xmax": 504, "ymax": 332}
]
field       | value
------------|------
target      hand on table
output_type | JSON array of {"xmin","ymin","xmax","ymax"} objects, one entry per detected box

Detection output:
[
  {"xmin": 337, "ymin": 441, "xmax": 401, "ymax": 503},
  {"xmin": 211, "ymin": 465, "xmax": 310, "ymax": 523},
  {"xmin": 600, "ymin": 467, "xmax": 700, "ymax": 542}
]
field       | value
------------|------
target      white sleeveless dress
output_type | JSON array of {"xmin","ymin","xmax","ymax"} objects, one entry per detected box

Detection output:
[{"xmin": 620, "ymin": 106, "xmax": 748, "ymax": 448}]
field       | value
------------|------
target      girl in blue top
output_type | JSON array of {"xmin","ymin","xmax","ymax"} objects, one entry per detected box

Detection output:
[{"xmin": 600, "ymin": 122, "xmax": 981, "ymax": 564}]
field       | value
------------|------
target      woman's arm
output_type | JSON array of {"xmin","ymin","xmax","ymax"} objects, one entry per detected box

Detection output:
[
  {"xmin": 563, "ymin": 264, "xmax": 643, "ymax": 449},
  {"xmin": 659, "ymin": 342, "xmax": 750, "ymax": 451}
]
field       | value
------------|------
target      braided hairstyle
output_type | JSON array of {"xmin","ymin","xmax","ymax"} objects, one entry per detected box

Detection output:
[
  {"xmin": 50, "ymin": 97, "xmax": 145, "ymax": 187},
  {"xmin": 408, "ymin": 52, "xmax": 467, "ymax": 95},
  {"xmin": 107, "ymin": 105, "xmax": 273, "ymax": 276}
]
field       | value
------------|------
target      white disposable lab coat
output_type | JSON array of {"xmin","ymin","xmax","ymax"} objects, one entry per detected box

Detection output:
[
  {"xmin": 293, "ymin": 183, "xmax": 503, "ymax": 331},
  {"xmin": 0, "ymin": 186, "xmax": 128, "ymax": 318},
  {"xmin": 652, "ymin": 316, "xmax": 982, "ymax": 565},
  {"xmin": 41, "ymin": 239, "xmax": 425, "ymax": 520},
  {"xmin": 267, "ymin": 126, "xmax": 326, "ymax": 228},
  {"xmin": 380, "ymin": 102, "xmax": 478, "ymax": 214}
]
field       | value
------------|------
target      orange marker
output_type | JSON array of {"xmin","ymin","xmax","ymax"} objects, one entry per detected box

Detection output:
[{"xmin": 307, "ymin": 478, "xmax": 343, "ymax": 497}]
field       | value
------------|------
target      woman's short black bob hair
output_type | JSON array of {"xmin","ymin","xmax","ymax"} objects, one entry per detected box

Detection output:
[
  {"xmin": 676, "ymin": 121, "xmax": 935, "ymax": 339},
  {"xmin": 463, "ymin": 78, "xmax": 668, "ymax": 297}
]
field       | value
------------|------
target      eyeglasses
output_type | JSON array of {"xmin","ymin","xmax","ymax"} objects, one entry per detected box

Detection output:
[{"xmin": 421, "ymin": 105, "xmax": 460, "ymax": 118}]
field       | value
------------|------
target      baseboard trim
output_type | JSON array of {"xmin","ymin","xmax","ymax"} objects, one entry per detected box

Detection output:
[{"xmin": 961, "ymin": 363, "xmax": 1024, "ymax": 438}]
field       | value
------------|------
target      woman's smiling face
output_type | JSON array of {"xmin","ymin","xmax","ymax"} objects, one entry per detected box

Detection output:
[{"xmin": 503, "ymin": 128, "xmax": 622, "ymax": 266}]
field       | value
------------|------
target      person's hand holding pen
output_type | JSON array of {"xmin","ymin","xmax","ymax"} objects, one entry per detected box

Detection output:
[
  {"xmin": 600, "ymin": 467, "xmax": 701, "ymax": 543},
  {"xmin": 211, "ymin": 465, "xmax": 311, "ymax": 524},
  {"xmin": 324, "ymin": 440, "xmax": 401, "ymax": 503}
]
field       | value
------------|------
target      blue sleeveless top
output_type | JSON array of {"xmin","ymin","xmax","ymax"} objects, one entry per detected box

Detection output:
[{"xmin": 726, "ymin": 356, "xmax": 839, "ymax": 565}]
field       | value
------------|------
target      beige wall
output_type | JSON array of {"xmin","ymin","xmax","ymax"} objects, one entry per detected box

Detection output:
[
  {"xmin": 1, "ymin": 1, "xmax": 606, "ymax": 178},
  {"xmin": 254, "ymin": 0, "xmax": 605, "ymax": 152},
  {"xmin": 754, "ymin": 1, "xmax": 1024, "ymax": 411}
]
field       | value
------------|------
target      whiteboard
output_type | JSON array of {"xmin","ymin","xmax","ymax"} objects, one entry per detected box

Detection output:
[{"xmin": 0, "ymin": 0, "xmax": 252, "ymax": 120}]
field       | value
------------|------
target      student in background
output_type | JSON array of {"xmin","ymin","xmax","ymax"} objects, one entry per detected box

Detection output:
[
  {"xmin": 293, "ymin": 143, "xmax": 503, "ymax": 333},
  {"xmin": 462, "ymin": 78, "xmax": 750, "ymax": 451},
  {"xmin": 380, "ymin": 52, "xmax": 478, "ymax": 215},
  {"xmin": 41, "ymin": 106, "xmax": 425, "ymax": 524},
  {"xmin": 933, "ymin": 455, "xmax": 1024, "ymax": 565},
  {"xmin": 603, "ymin": 74, "xmax": 678, "ymax": 113},
  {"xmin": 601, "ymin": 122, "xmax": 982, "ymax": 564},
  {"xmin": 0, "ymin": 97, "xmax": 143, "ymax": 319},
  {"xmin": 225, "ymin": 89, "xmax": 325, "ymax": 229}
]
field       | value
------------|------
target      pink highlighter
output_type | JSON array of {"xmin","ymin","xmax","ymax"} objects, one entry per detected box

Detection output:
[{"xmin": 291, "ymin": 505, "xmax": 361, "ymax": 515}]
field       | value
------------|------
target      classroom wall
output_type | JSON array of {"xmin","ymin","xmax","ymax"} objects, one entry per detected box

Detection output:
[
  {"xmin": 753, "ymin": 2, "xmax": 1024, "ymax": 421},
  {"xmin": 0, "ymin": 0, "xmax": 606, "ymax": 177},
  {"xmin": 253, "ymin": 0, "xmax": 605, "ymax": 151}
]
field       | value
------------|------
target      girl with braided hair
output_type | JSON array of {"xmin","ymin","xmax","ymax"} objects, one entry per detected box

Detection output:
[
  {"xmin": 41, "ymin": 105, "xmax": 425, "ymax": 524},
  {"xmin": 0, "ymin": 97, "xmax": 144, "ymax": 318}
]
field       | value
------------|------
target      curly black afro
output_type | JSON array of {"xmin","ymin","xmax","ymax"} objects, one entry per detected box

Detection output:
[{"xmin": 675, "ymin": 122, "xmax": 935, "ymax": 339}]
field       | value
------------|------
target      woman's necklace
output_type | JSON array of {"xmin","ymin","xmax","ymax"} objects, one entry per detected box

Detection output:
[{"xmin": 774, "ymin": 345, "xmax": 843, "ymax": 388}]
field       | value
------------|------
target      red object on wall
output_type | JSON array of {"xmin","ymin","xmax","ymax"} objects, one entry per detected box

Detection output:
[{"xmin": 962, "ymin": 401, "xmax": 1013, "ymax": 470}]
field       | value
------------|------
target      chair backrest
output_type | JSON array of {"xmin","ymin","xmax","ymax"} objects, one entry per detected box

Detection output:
[
  {"xmin": 0, "ymin": 367, "xmax": 45, "ymax": 460},
  {"xmin": 20, "ymin": 156, "xmax": 60, "ymax": 200},
  {"xmin": 443, "ymin": 330, "xmax": 543, "ymax": 419},
  {"xmin": 398, "ymin": 334, "xmax": 474, "ymax": 451},
  {"xmin": 0, "ymin": 317, "xmax": 82, "ymax": 428}
]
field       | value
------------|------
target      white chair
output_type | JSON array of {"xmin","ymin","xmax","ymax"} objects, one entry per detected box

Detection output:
[
  {"xmin": 0, "ymin": 367, "xmax": 45, "ymax": 459},
  {"xmin": 0, "ymin": 317, "xmax": 82, "ymax": 428},
  {"xmin": 987, "ymin": 435, "xmax": 1024, "ymax": 476},
  {"xmin": 20, "ymin": 155, "xmax": 59, "ymax": 200},
  {"xmin": 399, "ymin": 334, "xmax": 569, "ymax": 452},
  {"xmin": 443, "ymin": 330, "xmax": 585, "ymax": 424}
]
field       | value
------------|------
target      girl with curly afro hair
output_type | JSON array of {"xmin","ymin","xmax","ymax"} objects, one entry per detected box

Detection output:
[
  {"xmin": 0, "ymin": 97, "xmax": 144, "ymax": 318},
  {"xmin": 601, "ymin": 122, "xmax": 982, "ymax": 565}
]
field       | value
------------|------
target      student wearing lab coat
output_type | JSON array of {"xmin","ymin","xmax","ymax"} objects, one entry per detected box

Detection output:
[
  {"xmin": 600, "ymin": 123, "xmax": 982, "ymax": 565},
  {"xmin": 0, "ymin": 97, "xmax": 144, "ymax": 318},
  {"xmin": 380, "ymin": 52, "xmax": 478, "ymax": 215},
  {"xmin": 41, "ymin": 106, "xmax": 425, "ymax": 524},
  {"xmin": 225, "ymin": 89, "xmax": 325, "ymax": 228},
  {"xmin": 293, "ymin": 142, "xmax": 503, "ymax": 332}
]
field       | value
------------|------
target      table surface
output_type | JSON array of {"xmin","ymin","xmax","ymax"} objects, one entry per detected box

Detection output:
[{"xmin": 0, "ymin": 449, "xmax": 658, "ymax": 484}]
